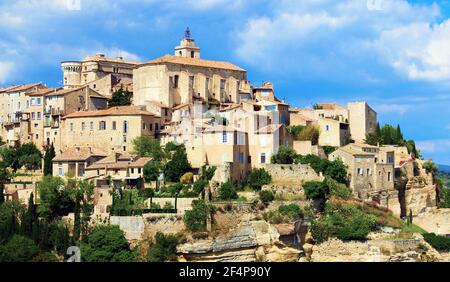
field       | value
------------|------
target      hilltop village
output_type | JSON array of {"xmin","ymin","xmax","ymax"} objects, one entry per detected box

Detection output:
[{"xmin": 0, "ymin": 30, "xmax": 449, "ymax": 262}]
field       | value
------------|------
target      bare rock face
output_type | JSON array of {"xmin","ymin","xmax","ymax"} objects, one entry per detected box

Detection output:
[
  {"xmin": 177, "ymin": 221, "xmax": 301, "ymax": 262},
  {"xmin": 309, "ymin": 237, "xmax": 443, "ymax": 262}
]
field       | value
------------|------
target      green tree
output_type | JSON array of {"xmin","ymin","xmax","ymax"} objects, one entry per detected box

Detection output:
[
  {"xmin": 271, "ymin": 146, "xmax": 297, "ymax": 164},
  {"xmin": 20, "ymin": 193, "xmax": 37, "ymax": 238},
  {"xmin": 247, "ymin": 168, "xmax": 272, "ymax": 190},
  {"xmin": 108, "ymin": 87, "xmax": 132, "ymax": 107},
  {"xmin": 148, "ymin": 232, "xmax": 179, "ymax": 262},
  {"xmin": 288, "ymin": 125, "xmax": 305, "ymax": 138},
  {"xmin": 17, "ymin": 143, "xmax": 42, "ymax": 170},
  {"xmin": 132, "ymin": 135, "xmax": 164, "ymax": 161},
  {"xmin": 81, "ymin": 225, "xmax": 135, "ymax": 262},
  {"xmin": 296, "ymin": 124, "xmax": 320, "ymax": 145},
  {"xmin": 303, "ymin": 181, "xmax": 329, "ymax": 200},
  {"xmin": 217, "ymin": 182, "xmax": 238, "ymax": 201},
  {"xmin": 43, "ymin": 144, "xmax": 56, "ymax": 176},
  {"xmin": 183, "ymin": 200, "xmax": 209, "ymax": 231},
  {"xmin": 37, "ymin": 176, "xmax": 75, "ymax": 220},
  {"xmin": 0, "ymin": 235, "xmax": 39, "ymax": 262},
  {"xmin": 324, "ymin": 160, "xmax": 347, "ymax": 184},
  {"xmin": 163, "ymin": 143, "xmax": 191, "ymax": 182},
  {"xmin": 259, "ymin": 190, "xmax": 275, "ymax": 205},
  {"xmin": 0, "ymin": 200, "xmax": 25, "ymax": 244},
  {"xmin": 143, "ymin": 162, "xmax": 160, "ymax": 183}
]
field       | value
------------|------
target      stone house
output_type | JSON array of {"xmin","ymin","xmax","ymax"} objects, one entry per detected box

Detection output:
[
  {"xmin": 52, "ymin": 146, "xmax": 107, "ymax": 178},
  {"xmin": 60, "ymin": 105, "xmax": 161, "ymax": 154},
  {"xmin": 329, "ymin": 143, "xmax": 395, "ymax": 204}
]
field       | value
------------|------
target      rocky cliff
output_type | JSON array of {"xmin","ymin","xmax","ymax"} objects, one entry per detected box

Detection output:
[{"xmin": 177, "ymin": 221, "xmax": 301, "ymax": 262}]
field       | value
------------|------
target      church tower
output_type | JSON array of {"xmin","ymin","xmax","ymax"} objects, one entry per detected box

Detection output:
[{"xmin": 174, "ymin": 27, "xmax": 201, "ymax": 59}]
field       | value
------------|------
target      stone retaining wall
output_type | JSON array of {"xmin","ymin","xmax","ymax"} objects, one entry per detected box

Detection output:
[{"xmin": 262, "ymin": 164, "xmax": 323, "ymax": 184}]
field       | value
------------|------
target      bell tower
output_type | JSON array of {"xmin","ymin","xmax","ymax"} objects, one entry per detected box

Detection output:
[{"xmin": 175, "ymin": 27, "xmax": 201, "ymax": 59}]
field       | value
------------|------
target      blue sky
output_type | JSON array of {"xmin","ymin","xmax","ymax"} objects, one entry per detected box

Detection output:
[{"xmin": 0, "ymin": 0, "xmax": 449, "ymax": 164}]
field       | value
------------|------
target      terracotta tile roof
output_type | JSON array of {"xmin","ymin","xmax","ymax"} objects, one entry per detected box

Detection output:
[
  {"xmin": 53, "ymin": 147, "xmax": 107, "ymax": 162},
  {"xmin": 26, "ymin": 88, "xmax": 61, "ymax": 96},
  {"xmin": 85, "ymin": 156, "xmax": 151, "ymax": 170},
  {"xmin": 64, "ymin": 105, "xmax": 158, "ymax": 119},
  {"xmin": 129, "ymin": 157, "xmax": 152, "ymax": 168},
  {"xmin": 291, "ymin": 113, "xmax": 314, "ymax": 122},
  {"xmin": 142, "ymin": 55, "xmax": 246, "ymax": 72},
  {"xmin": 256, "ymin": 124, "xmax": 282, "ymax": 134},
  {"xmin": 5, "ymin": 83, "xmax": 44, "ymax": 93},
  {"xmin": 146, "ymin": 100, "xmax": 169, "ymax": 109},
  {"xmin": 0, "ymin": 85, "xmax": 20, "ymax": 93},
  {"xmin": 46, "ymin": 86, "xmax": 106, "ymax": 99}
]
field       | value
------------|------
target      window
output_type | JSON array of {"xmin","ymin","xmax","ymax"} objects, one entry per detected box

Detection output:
[
  {"xmin": 34, "ymin": 123, "xmax": 38, "ymax": 128},
  {"xmin": 70, "ymin": 123, "xmax": 74, "ymax": 131},
  {"xmin": 191, "ymin": 51, "xmax": 195, "ymax": 58},
  {"xmin": 164, "ymin": 109, "xmax": 168, "ymax": 116},
  {"xmin": 150, "ymin": 123, "xmax": 153, "ymax": 131},
  {"xmin": 155, "ymin": 123, "xmax": 159, "ymax": 131},
  {"xmin": 138, "ymin": 168, "xmax": 142, "ymax": 174},
  {"xmin": 99, "ymin": 121, "xmax": 106, "ymax": 130},
  {"xmin": 357, "ymin": 168, "xmax": 363, "ymax": 176},
  {"xmin": 388, "ymin": 172, "xmax": 392, "ymax": 182},
  {"xmin": 260, "ymin": 153, "xmax": 266, "ymax": 164},
  {"xmin": 131, "ymin": 168, "xmax": 135, "ymax": 174},
  {"xmin": 367, "ymin": 168, "xmax": 372, "ymax": 176},
  {"xmin": 35, "ymin": 134, "xmax": 39, "ymax": 139},
  {"xmin": 112, "ymin": 121, "xmax": 116, "ymax": 130},
  {"xmin": 173, "ymin": 75, "xmax": 179, "ymax": 88},
  {"xmin": 90, "ymin": 121, "xmax": 94, "ymax": 131},
  {"xmin": 81, "ymin": 122, "xmax": 86, "ymax": 131},
  {"xmin": 123, "ymin": 121, "xmax": 128, "ymax": 133},
  {"xmin": 222, "ymin": 132, "xmax": 227, "ymax": 143},
  {"xmin": 58, "ymin": 167, "xmax": 64, "ymax": 176},
  {"xmin": 31, "ymin": 112, "xmax": 35, "ymax": 120},
  {"xmin": 189, "ymin": 76, "xmax": 195, "ymax": 89},
  {"xmin": 143, "ymin": 123, "xmax": 146, "ymax": 130},
  {"xmin": 123, "ymin": 146, "xmax": 126, "ymax": 152},
  {"xmin": 325, "ymin": 125, "xmax": 331, "ymax": 131}
]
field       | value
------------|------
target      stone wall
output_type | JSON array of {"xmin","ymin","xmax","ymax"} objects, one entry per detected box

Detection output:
[
  {"xmin": 261, "ymin": 164, "xmax": 323, "ymax": 184},
  {"xmin": 147, "ymin": 197, "xmax": 198, "ymax": 215},
  {"xmin": 110, "ymin": 216, "xmax": 145, "ymax": 241}
]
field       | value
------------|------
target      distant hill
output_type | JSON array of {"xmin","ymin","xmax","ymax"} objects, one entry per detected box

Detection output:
[{"xmin": 439, "ymin": 164, "xmax": 450, "ymax": 173}]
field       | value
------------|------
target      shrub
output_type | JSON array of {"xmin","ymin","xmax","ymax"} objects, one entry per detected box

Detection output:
[
  {"xmin": 327, "ymin": 178, "xmax": 352, "ymax": 200},
  {"xmin": 303, "ymin": 181, "xmax": 329, "ymax": 200},
  {"xmin": 259, "ymin": 190, "xmax": 275, "ymax": 205},
  {"xmin": 423, "ymin": 233, "xmax": 450, "ymax": 251},
  {"xmin": 192, "ymin": 232, "xmax": 209, "ymax": 240},
  {"xmin": 180, "ymin": 172, "xmax": 194, "ymax": 184},
  {"xmin": 322, "ymin": 146, "xmax": 337, "ymax": 156},
  {"xmin": 0, "ymin": 235, "xmax": 39, "ymax": 262},
  {"xmin": 311, "ymin": 217, "xmax": 334, "ymax": 244},
  {"xmin": 271, "ymin": 146, "xmax": 297, "ymax": 164},
  {"xmin": 422, "ymin": 161, "xmax": 438, "ymax": 175},
  {"xmin": 162, "ymin": 202, "xmax": 174, "ymax": 212},
  {"xmin": 148, "ymin": 232, "xmax": 179, "ymax": 262},
  {"xmin": 247, "ymin": 169, "xmax": 272, "ymax": 190},
  {"xmin": 296, "ymin": 125, "xmax": 320, "ymax": 145},
  {"xmin": 183, "ymin": 200, "xmax": 209, "ymax": 231},
  {"xmin": 325, "ymin": 160, "xmax": 347, "ymax": 184},
  {"xmin": 278, "ymin": 204, "xmax": 304, "ymax": 219},
  {"xmin": 217, "ymin": 182, "xmax": 238, "ymax": 201}
]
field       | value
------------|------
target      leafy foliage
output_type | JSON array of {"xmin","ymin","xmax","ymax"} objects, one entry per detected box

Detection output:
[
  {"xmin": 81, "ymin": 225, "xmax": 135, "ymax": 262},
  {"xmin": 108, "ymin": 87, "xmax": 132, "ymax": 107},
  {"xmin": 183, "ymin": 200, "xmax": 209, "ymax": 232},
  {"xmin": 295, "ymin": 124, "xmax": 320, "ymax": 145},
  {"xmin": 37, "ymin": 176, "xmax": 75, "ymax": 220},
  {"xmin": 163, "ymin": 143, "xmax": 192, "ymax": 182},
  {"xmin": 132, "ymin": 135, "xmax": 164, "ymax": 161},
  {"xmin": 311, "ymin": 202, "xmax": 378, "ymax": 243},
  {"xmin": 0, "ymin": 143, "xmax": 42, "ymax": 171},
  {"xmin": 148, "ymin": 232, "xmax": 180, "ymax": 262},
  {"xmin": 143, "ymin": 162, "xmax": 160, "ymax": 183},
  {"xmin": 217, "ymin": 182, "xmax": 238, "ymax": 201},
  {"xmin": 247, "ymin": 168, "xmax": 272, "ymax": 191},
  {"xmin": 296, "ymin": 154, "xmax": 347, "ymax": 184},
  {"xmin": 271, "ymin": 146, "xmax": 297, "ymax": 164},
  {"xmin": 423, "ymin": 233, "xmax": 450, "ymax": 251},
  {"xmin": 303, "ymin": 181, "xmax": 329, "ymax": 200},
  {"xmin": 0, "ymin": 235, "xmax": 39, "ymax": 262},
  {"xmin": 259, "ymin": 190, "xmax": 275, "ymax": 205}
]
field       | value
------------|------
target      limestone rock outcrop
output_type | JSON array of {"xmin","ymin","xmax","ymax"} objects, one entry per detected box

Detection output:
[{"xmin": 177, "ymin": 221, "xmax": 301, "ymax": 262}]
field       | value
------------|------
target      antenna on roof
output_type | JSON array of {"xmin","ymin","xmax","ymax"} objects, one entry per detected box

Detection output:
[{"xmin": 185, "ymin": 27, "xmax": 191, "ymax": 39}]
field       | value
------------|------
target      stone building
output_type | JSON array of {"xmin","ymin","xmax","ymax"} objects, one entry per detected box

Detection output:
[
  {"xmin": 133, "ymin": 30, "xmax": 251, "ymax": 112},
  {"xmin": 60, "ymin": 105, "xmax": 161, "ymax": 154},
  {"xmin": 329, "ymin": 143, "xmax": 395, "ymax": 205},
  {"xmin": 61, "ymin": 54, "xmax": 139, "ymax": 90},
  {"xmin": 52, "ymin": 146, "xmax": 107, "ymax": 179}
]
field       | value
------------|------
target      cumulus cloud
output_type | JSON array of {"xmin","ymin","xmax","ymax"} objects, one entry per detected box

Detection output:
[
  {"xmin": 234, "ymin": 0, "xmax": 448, "ymax": 82},
  {"xmin": 374, "ymin": 103, "xmax": 412, "ymax": 115},
  {"xmin": 416, "ymin": 139, "xmax": 450, "ymax": 154}
]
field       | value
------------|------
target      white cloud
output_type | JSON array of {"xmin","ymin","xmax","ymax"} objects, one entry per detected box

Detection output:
[
  {"xmin": 0, "ymin": 62, "xmax": 14, "ymax": 84},
  {"xmin": 234, "ymin": 0, "xmax": 449, "ymax": 81},
  {"xmin": 374, "ymin": 103, "xmax": 411, "ymax": 115},
  {"xmin": 416, "ymin": 139, "xmax": 450, "ymax": 154}
]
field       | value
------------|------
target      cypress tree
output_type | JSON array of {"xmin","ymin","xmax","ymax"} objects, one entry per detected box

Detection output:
[
  {"xmin": 21, "ymin": 193, "xmax": 36, "ymax": 237},
  {"xmin": 43, "ymin": 144, "xmax": 56, "ymax": 176},
  {"xmin": 396, "ymin": 125, "xmax": 404, "ymax": 145},
  {"xmin": 0, "ymin": 182, "xmax": 4, "ymax": 205}
]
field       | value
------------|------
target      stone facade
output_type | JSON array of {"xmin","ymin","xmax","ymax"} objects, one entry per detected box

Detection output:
[{"xmin": 261, "ymin": 164, "xmax": 324, "ymax": 184}]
